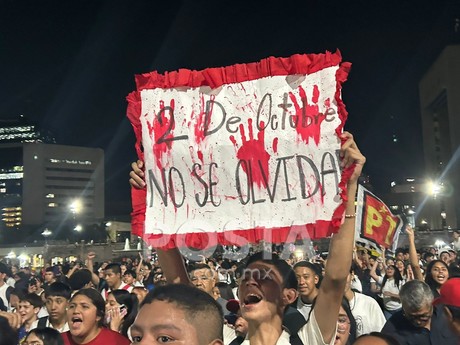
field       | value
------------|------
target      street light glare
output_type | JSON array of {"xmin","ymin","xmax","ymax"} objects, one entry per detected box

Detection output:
[
  {"xmin": 69, "ymin": 199, "xmax": 83, "ymax": 214},
  {"xmin": 427, "ymin": 180, "xmax": 442, "ymax": 196},
  {"xmin": 74, "ymin": 224, "xmax": 83, "ymax": 232},
  {"xmin": 41, "ymin": 229, "xmax": 52, "ymax": 237}
]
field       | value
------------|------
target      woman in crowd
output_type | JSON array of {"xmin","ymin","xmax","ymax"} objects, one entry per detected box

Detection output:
[
  {"xmin": 105, "ymin": 290, "xmax": 138, "ymax": 338},
  {"xmin": 335, "ymin": 298, "xmax": 357, "ymax": 345},
  {"xmin": 394, "ymin": 259, "xmax": 407, "ymax": 281},
  {"xmin": 61, "ymin": 288, "xmax": 130, "ymax": 345},
  {"xmin": 370, "ymin": 261, "xmax": 404, "ymax": 319},
  {"xmin": 24, "ymin": 328, "xmax": 63, "ymax": 345},
  {"xmin": 424, "ymin": 259, "xmax": 449, "ymax": 298}
]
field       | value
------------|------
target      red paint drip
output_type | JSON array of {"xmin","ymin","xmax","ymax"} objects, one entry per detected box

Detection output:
[
  {"xmin": 272, "ymin": 137, "xmax": 279, "ymax": 153},
  {"xmin": 235, "ymin": 119, "xmax": 270, "ymax": 188},
  {"xmin": 289, "ymin": 85, "xmax": 325, "ymax": 145},
  {"xmin": 148, "ymin": 99, "xmax": 176, "ymax": 170},
  {"xmin": 194, "ymin": 94, "xmax": 215, "ymax": 146}
]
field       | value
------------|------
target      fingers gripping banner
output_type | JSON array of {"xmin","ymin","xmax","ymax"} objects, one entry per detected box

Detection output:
[{"xmin": 127, "ymin": 51, "xmax": 353, "ymax": 249}]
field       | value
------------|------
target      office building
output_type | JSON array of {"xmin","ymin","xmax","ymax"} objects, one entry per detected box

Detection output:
[
  {"xmin": 0, "ymin": 118, "xmax": 104, "ymax": 242},
  {"xmin": 419, "ymin": 44, "xmax": 460, "ymax": 230}
]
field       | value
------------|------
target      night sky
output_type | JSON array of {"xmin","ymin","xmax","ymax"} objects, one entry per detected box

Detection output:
[{"xmin": 1, "ymin": 0, "xmax": 459, "ymax": 217}]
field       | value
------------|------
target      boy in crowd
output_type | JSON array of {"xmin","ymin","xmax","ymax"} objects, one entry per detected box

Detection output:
[
  {"xmin": 17, "ymin": 293, "xmax": 43, "ymax": 342},
  {"xmin": 43, "ymin": 267, "xmax": 57, "ymax": 287},
  {"xmin": 101, "ymin": 263, "xmax": 133, "ymax": 299},
  {"xmin": 123, "ymin": 269, "xmax": 143, "ymax": 287},
  {"xmin": 37, "ymin": 282, "xmax": 71, "ymax": 332},
  {"xmin": 130, "ymin": 284, "xmax": 224, "ymax": 345}
]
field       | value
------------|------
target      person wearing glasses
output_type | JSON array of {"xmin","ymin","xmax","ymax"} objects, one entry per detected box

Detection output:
[{"xmin": 381, "ymin": 280, "xmax": 458, "ymax": 344}]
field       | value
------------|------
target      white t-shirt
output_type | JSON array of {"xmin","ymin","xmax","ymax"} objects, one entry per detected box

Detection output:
[
  {"xmin": 0, "ymin": 283, "xmax": 9, "ymax": 308},
  {"xmin": 377, "ymin": 277, "xmax": 403, "ymax": 311},
  {"xmin": 240, "ymin": 310, "xmax": 335, "ymax": 345},
  {"xmin": 350, "ymin": 292, "xmax": 386, "ymax": 336}
]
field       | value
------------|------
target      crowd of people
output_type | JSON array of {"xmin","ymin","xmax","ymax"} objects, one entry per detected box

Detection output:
[{"xmin": 0, "ymin": 133, "xmax": 459, "ymax": 345}]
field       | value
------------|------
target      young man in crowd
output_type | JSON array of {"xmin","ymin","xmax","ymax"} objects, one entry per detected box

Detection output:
[
  {"xmin": 101, "ymin": 263, "xmax": 133, "ymax": 299},
  {"xmin": 37, "ymin": 282, "xmax": 71, "ymax": 332},
  {"xmin": 130, "ymin": 131, "xmax": 365, "ymax": 345},
  {"xmin": 130, "ymin": 284, "xmax": 224, "ymax": 345},
  {"xmin": 17, "ymin": 293, "xmax": 43, "ymax": 342},
  {"xmin": 123, "ymin": 269, "xmax": 143, "ymax": 287},
  {"xmin": 381, "ymin": 280, "xmax": 458, "ymax": 344},
  {"xmin": 292, "ymin": 261, "xmax": 321, "ymax": 320},
  {"xmin": 43, "ymin": 267, "xmax": 57, "ymax": 287}
]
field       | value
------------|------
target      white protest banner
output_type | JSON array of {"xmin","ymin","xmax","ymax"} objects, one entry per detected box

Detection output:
[{"xmin": 127, "ymin": 51, "xmax": 353, "ymax": 249}]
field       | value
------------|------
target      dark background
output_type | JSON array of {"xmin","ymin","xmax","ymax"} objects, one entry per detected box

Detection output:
[{"xmin": 1, "ymin": 0, "xmax": 459, "ymax": 217}]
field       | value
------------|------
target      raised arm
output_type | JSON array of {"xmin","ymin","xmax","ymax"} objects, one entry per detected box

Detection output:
[
  {"xmin": 85, "ymin": 251, "xmax": 100, "ymax": 286},
  {"xmin": 314, "ymin": 132, "xmax": 366, "ymax": 343},
  {"xmin": 405, "ymin": 225, "xmax": 423, "ymax": 281},
  {"xmin": 369, "ymin": 258, "xmax": 381, "ymax": 283}
]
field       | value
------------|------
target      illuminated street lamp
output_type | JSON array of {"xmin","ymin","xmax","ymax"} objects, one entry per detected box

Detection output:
[
  {"xmin": 41, "ymin": 228, "xmax": 52, "ymax": 238},
  {"xmin": 69, "ymin": 199, "xmax": 83, "ymax": 215},
  {"xmin": 427, "ymin": 180, "xmax": 443, "ymax": 199},
  {"xmin": 74, "ymin": 224, "xmax": 83, "ymax": 232}
]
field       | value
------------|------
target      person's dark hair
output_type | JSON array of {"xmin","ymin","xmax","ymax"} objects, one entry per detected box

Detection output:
[
  {"xmin": 425, "ymin": 260, "xmax": 449, "ymax": 292},
  {"xmin": 44, "ymin": 282, "xmax": 72, "ymax": 300},
  {"xmin": 395, "ymin": 248, "xmax": 404, "ymax": 256},
  {"xmin": 354, "ymin": 331, "xmax": 401, "ymax": 345},
  {"xmin": 382, "ymin": 265, "xmax": 403, "ymax": 291},
  {"xmin": 188, "ymin": 263, "xmax": 212, "ymax": 273},
  {"xmin": 70, "ymin": 288, "xmax": 105, "ymax": 327},
  {"xmin": 123, "ymin": 269, "xmax": 137, "ymax": 279},
  {"xmin": 109, "ymin": 290, "xmax": 139, "ymax": 337},
  {"xmin": 141, "ymin": 284, "xmax": 223, "ymax": 343},
  {"xmin": 25, "ymin": 327, "xmax": 64, "ymax": 345},
  {"xmin": 105, "ymin": 263, "xmax": 121, "ymax": 275},
  {"xmin": 245, "ymin": 251, "xmax": 297, "ymax": 290},
  {"xmin": 68, "ymin": 269, "xmax": 92, "ymax": 291},
  {"xmin": 341, "ymin": 297, "xmax": 357, "ymax": 345},
  {"xmin": 141, "ymin": 261, "xmax": 152, "ymax": 270},
  {"xmin": 0, "ymin": 316, "xmax": 18, "ymax": 345},
  {"xmin": 293, "ymin": 261, "xmax": 323, "ymax": 288},
  {"xmin": 216, "ymin": 282, "xmax": 234, "ymax": 300},
  {"xmin": 45, "ymin": 267, "xmax": 55, "ymax": 274},
  {"xmin": 0, "ymin": 263, "xmax": 11, "ymax": 276},
  {"xmin": 10, "ymin": 287, "xmax": 25, "ymax": 300},
  {"xmin": 20, "ymin": 293, "xmax": 43, "ymax": 308},
  {"xmin": 423, "ymin": 252, "xmax": 434, "ymax": 260}
]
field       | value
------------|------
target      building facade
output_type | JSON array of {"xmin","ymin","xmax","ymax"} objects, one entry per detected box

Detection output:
[
  {"xmin": 0, "ymin": 119, "xmax": 104, "ymax": 242},
  {"xmin": 419, "ymin": 44, "xmax": 460, "ymax": 230}
]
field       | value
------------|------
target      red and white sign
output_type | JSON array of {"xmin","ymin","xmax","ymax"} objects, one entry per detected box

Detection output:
[
  {"xmin": 355, "ymin": 185, "xmax": 403, "ymax": 252},
  {"xmin": 127, "ymin": 51, "xmax": 353, "ymax": 249}
]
